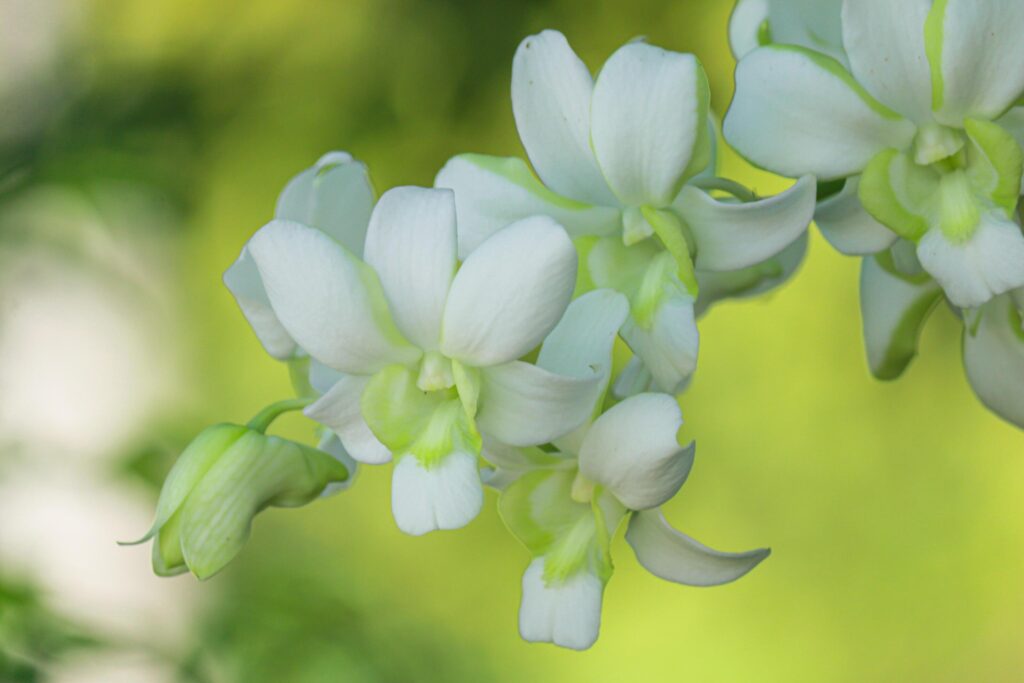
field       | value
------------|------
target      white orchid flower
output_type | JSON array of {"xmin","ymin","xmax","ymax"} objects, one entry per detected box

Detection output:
[
  {"xmin": 436, "ymin": 29, "xmax": 816, "ymax": 394},
  {"xmin": 726, "ymin": 0, "xmax": 1024, "ymax": 310},
  {"xmin": 247, "ymin": 185, "xmax": 608, "ymax": 536},
  {"xmin": 482, "ymin": 289, "xmax": 768, "ymax": 650},
  {"xmin": 963, "ymin": 289, "xmax": 1024, "ymax": 427},
  {"xmin": 224, "ymin": 151, "xmax": 375, "ymax": 361},
  {"xmin": 492, "ymin": 392, "xmax": 769, "ymax": 650}
]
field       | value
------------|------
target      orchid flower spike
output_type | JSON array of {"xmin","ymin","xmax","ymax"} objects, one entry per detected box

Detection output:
[
  {"xmin": 484, "ymin": 291, "xmax": 768, "ymax": 650},
  {"xmin": 727, "ymin": 0, "xmax": 1024, "ymax": 427},
  {"xmin": 437, "ymin": 29, "xmax": 816, "ymax": 394},
  {"xmin": 125, "ymin": 400, "xmax": 351, "ymax": 580},
  {"xmin": 247, "ymin": 185, "xmax": 609, "ymax": 536}
]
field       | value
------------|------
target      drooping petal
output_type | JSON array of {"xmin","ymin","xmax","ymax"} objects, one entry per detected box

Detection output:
[
  {"xmin": 578, "ymin": 393, "xmax": 696, "ymax": 511},
  {"xmin": 434, "ymin": 154, "xmax": 621, "ymax": 257},
  {"xmin": 927, "ymin": 0, "xmax": 1024, "ymax": 126},
  {"xmin": 441, "ymin": 216, "xmax": 577, "ymax": 367},
  {"xmin": 674, "ymin": 175, "xmax": 815, "ymax": 271},
  {"xmin": 362, "ymin": 186, "xmax": 457, "ymax": 350},
  {"xmin": 223, "ymin": 249, "xmax": 298, "ymax": 360},
  {"xmin": 304, "ymin": 373, "xmax": 393, "ymax": 464},
  {"xmin": 815, "ymin": 177, "xmax": 899, "ymax": 255},
  {"xmin": 729, "ymin": 0, "xmax": 769, "ymax": 59},
  {"xmin": 511, "ymin": 30, "xmax": 617, "ymax": 206},
  {"xmin": 390, "ymin": 452, "xmax": 483, "ymax": 536},
  {"xmin": 694, "ymin": 233, "xmax": 808, "ymax": 317},
  {"xmin": 725, "ymin": 45, "xmax": 916, "ymax": 180},
  {"xmin": 590, "ymin": 43, "xmax": 710, "ymax": 206},
  {"xmin": 519, "ymin": 557, "xmax": 604, "ymax": 651},
  {"xmin": 626, "ymin": 509, "xmax": 770, "ymax": 586},
  {"xmin": 860, "ymin": 254, "xmax": 943, "ymax": 380},
  {"xmin": 842, "ymin": 0, "xmax": 933, "ymax": 123},
  {"xmin": 963, "ymin": 295, "xmax": 1024, "ymax": 428},
  {"xmin": 275, "ymin": 151, "xmax": 376, "ymax": 256},
  {"xmin": 917, "ymin": 213, "xmax": 1024, "ymax": 309},
  {"xmin": 248, "ymin": 220, "xmax": 420, "ymax": 374},
  {"xmin": 476, "ymin": 361, "xmax": 602, "ymax": 447}
]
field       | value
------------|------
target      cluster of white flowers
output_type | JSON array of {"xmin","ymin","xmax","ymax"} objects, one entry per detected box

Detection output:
[{"xmin": 137, "ymin": 0, "xmax": 1024, "ymax": 652}]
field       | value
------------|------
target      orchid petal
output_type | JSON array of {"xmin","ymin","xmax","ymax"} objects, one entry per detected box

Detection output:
[
  {"xmin": 815, "ymin": 177, "xmax": 899, "ymax": 255},
  {"xmin": 304, "ymin": 373, "xmax": 392, "ymax": 464},
  {"xmin": 391, "ymin": 452, "xmax": 483, "ymax": 536},
  {"xmin": 223, "ymin": 249, "xmax": 298, "ymax": 360},
  {"xmin": 964, "ymin": 295, "xmax": 1024, "ymax": 428},
  {"xmin": 519, "ymin": 557, "xmax": 603, "ymax": 651},
  {"xmin": 694, "ymin": 233, "xmax": 808, "ymax": 317},
  {"xmin": 441, "ymin": 216, "xmax": 576, "ymax": 367},
  {"xmin": 729, "ymin": 0, "xmax": 769, "ymax": 59}
]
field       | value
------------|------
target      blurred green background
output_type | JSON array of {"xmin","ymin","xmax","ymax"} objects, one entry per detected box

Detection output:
[{"xmin": 1, "ymin": 0, "xmax": 1022, "ymax": 681}]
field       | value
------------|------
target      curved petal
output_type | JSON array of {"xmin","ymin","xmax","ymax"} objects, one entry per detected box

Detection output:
[
  {"xmin": 317, "ymin": 432, "xmax": 359, "ymax": 496},
  {"xmin": 223, "ymin": 248, "xmax": 298, "ymax": 360},
  {"xmin": 729, "ymin": 0, "xmax": 769, "ymax": 59},
  {"xmin": 928, "ymin": 0, "xmax": 1024, "ymax": 126},
  {"xmin": 476, "ymin": 361, "xmax": 602, "ymax": 447},
  {"xmin": 248, "ymin": 220, "xmax": 420, "ymax": 374},
  {"xmin": 590, "ymin": 43, "xmax": 710, "ymax": 206},
  {"xmin": 964, "ymin": 295, "xmax": 1024, "ymax": 428},
  {"xmin": 363, "ymin": 186, "xmax": 457, "ymax": 350},
  {"xmin": 511, "ymin": 30, "xmax": 617, "ymax": 206},
  {"xmin": 815, "ymin": 177, "xmax": 899, "ymax": 255},
  {"xmin": 626, "ymin": 509, "xmax": 770, "ymax": 586},
  {"xmin": 435, "ymin": 154, "xmax": 621, "ymax": 258},
  {"xmin": 620, "ymin": 274, "xmax": 699, "ymax": 394},
  {"xmin": 304, "ymin": 373, "xmax": 392, "ymax": 464},
  {"xmin": 391, "ymin": 452, "xmax": 483, "ymax": 536},
  {"xmin": 275, "ymin": 151, "xmax": 375, "ymax": 256},
  {"xmin": 578, "ymin": 393, "xmax": 695, "ymax": 511},
  {"xmin": 612, "ymin": 355, "xmax": 654, "ymax": 399},
  {"xmin": 917, "ymin": 214, "xmax": 1024, "ymax": 308},
  {"xmin": 441, "ymin": 216, "xmax": 577, "ymax": 367},
  {"xmin": 519, "ymin": 557, "xmax": 603, "ymax": 651},
  {"xmin": 860, "ymin": 254, "xmax": 943, "ymax": 380},
  {"xmin": 724, "ymin": 45, "xmax": 916, "ymax": 180},
  {"xmin": 675, "ymin": 175, "xmax": 815, "ymax": 271},
  {"xmin": 694, "ymin": 233, "xmax": 808, "ymax": 317},
  {"xmin": 842, "ymin": 0, "xmax": 933, "ymax": 123}
]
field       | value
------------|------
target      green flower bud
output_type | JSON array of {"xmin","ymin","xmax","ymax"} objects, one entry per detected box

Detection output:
[{"xmin": 126, "ymin": 401, "xmax": 349, "ymax": 580}]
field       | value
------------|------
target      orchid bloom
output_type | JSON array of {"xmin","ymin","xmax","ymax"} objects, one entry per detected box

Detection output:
[
  {"xmin": 484, "ymin": 291, "xmax": 768, "ymax": 650},
  {"xmin": 247, "ymin": 186, "xmax": 608, "ymax": 536},
  {"xmin": 727, "ymin": 0, "xmax": 1024, "ymax": 427},
  {"xmin": 127, "ymin": 401, "xmax": 350, "ymax": 580},
  {"xmin": 437, "ymin": 29, "xmax": 816, "ymax": 394}
]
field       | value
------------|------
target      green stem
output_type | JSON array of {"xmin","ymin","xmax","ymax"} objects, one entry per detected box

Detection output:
[
  {"xmin": 246, "ymin": 397, "xmax": 315, "ymax": 433},
  {"xmin": 691, "ymin": 176, "xmax": 757, "ymax": 202}
]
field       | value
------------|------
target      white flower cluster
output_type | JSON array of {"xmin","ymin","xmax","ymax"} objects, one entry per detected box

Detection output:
[{"xmin": 138, "ymin": 0, "xmax": 1024, "ymax": 652}]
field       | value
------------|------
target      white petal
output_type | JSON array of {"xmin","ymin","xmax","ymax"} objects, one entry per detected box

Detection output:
[
  {"xmin": 248, "ymin": 220, "xmax": 420, "ymax": 373},
  {"xmin": 363, "ymin": 186, "xmax": 457, "ymax": 350},
  {"xmin": 767, "ymin": 0, "xmax": 846, "ymax": 63},
  {"xmin": 917, "ymin": 214, "xmax": 1024, "ymax": 309},
  {"xmin": 815, "ymin": 177, "xmax": 899, "ymax": 255},
  {"xmin": 964, "ymin": 295, "xmax": 1024, "ymax": 428},
  {"xmin": 930, "ymin": 0, "xmax": 1024, "ymax": 126},
  {"xmin": 729, "ymin": 0, "xmax": 769, "ymax": 59},
  {"xmin": 578, "ymin": 393, "xmax": 695, "ymax": 511},
  {"xmin": 842, "ymin": 0, "xmax": 933, "ymax": 123},
  {"xmin": 390, "ymin": 452, "xmax": 483, "ymax": 536},
  {"xmin": 223, "ymin": 248, "xmax": 297, "ymax": 360},
  {"xmin": 996, "ymin": 107, "xmax": 1024, "ymax": 195},
  {"xmin": 304, "ymin": 373, "xmax": 392, "ymax": 464},
  {"xmin": 611, "ymin": 355, "xmax": 654, "ymax": 399},
  {"xmin": 860, "ymin": 255, "xmax": 943, "ymax": 380},
  {"xmin": 590, "ymin": 43, "xmax": 708, "ymax": 206},
  {"xmin": 511, "ymin": 30, "xmax": 617, "ymax": 206},
  {"xmin": 308, "ymin": 359, "xmax": 344, "ymax": 395},
  {"xmin": 476, "ymin": 362, "xmax": 602, "ymax": 448},
  {"xmin": 695, "ymin": 234, "xmax": 808, "ymax": 318},
  {"xmin": 626, "ymin": 509, "xmax": 770, "ymax": 586},
  {"xmin": 674, "ymin": 175, "xmax": 815, "ymax": 271},
  {"xmin": 275, "ymin": 151, "xmax": 375, "ymax": 256},
  {"xmin": 441, "ymin": 216, "xmax": 577, "ymax": 367},
  {"xmin": 621, "ymin": 289, "xmax": 699, "ymax": 394},
  {"xmin": 435, "ymin": 154, "xmax": 620, "ymax": 258},
  {"xmin": 519, "ymin": 557, "xmax": 603, "ymax": 651},
  {"xmin": 724, "ymin": 46, "xmax": 916, "ymax": 180}
]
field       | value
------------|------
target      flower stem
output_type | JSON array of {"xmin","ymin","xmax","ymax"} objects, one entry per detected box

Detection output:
[{"xmin": 246, "ymin": 397, "xmax": 315, "ymax": 433}]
